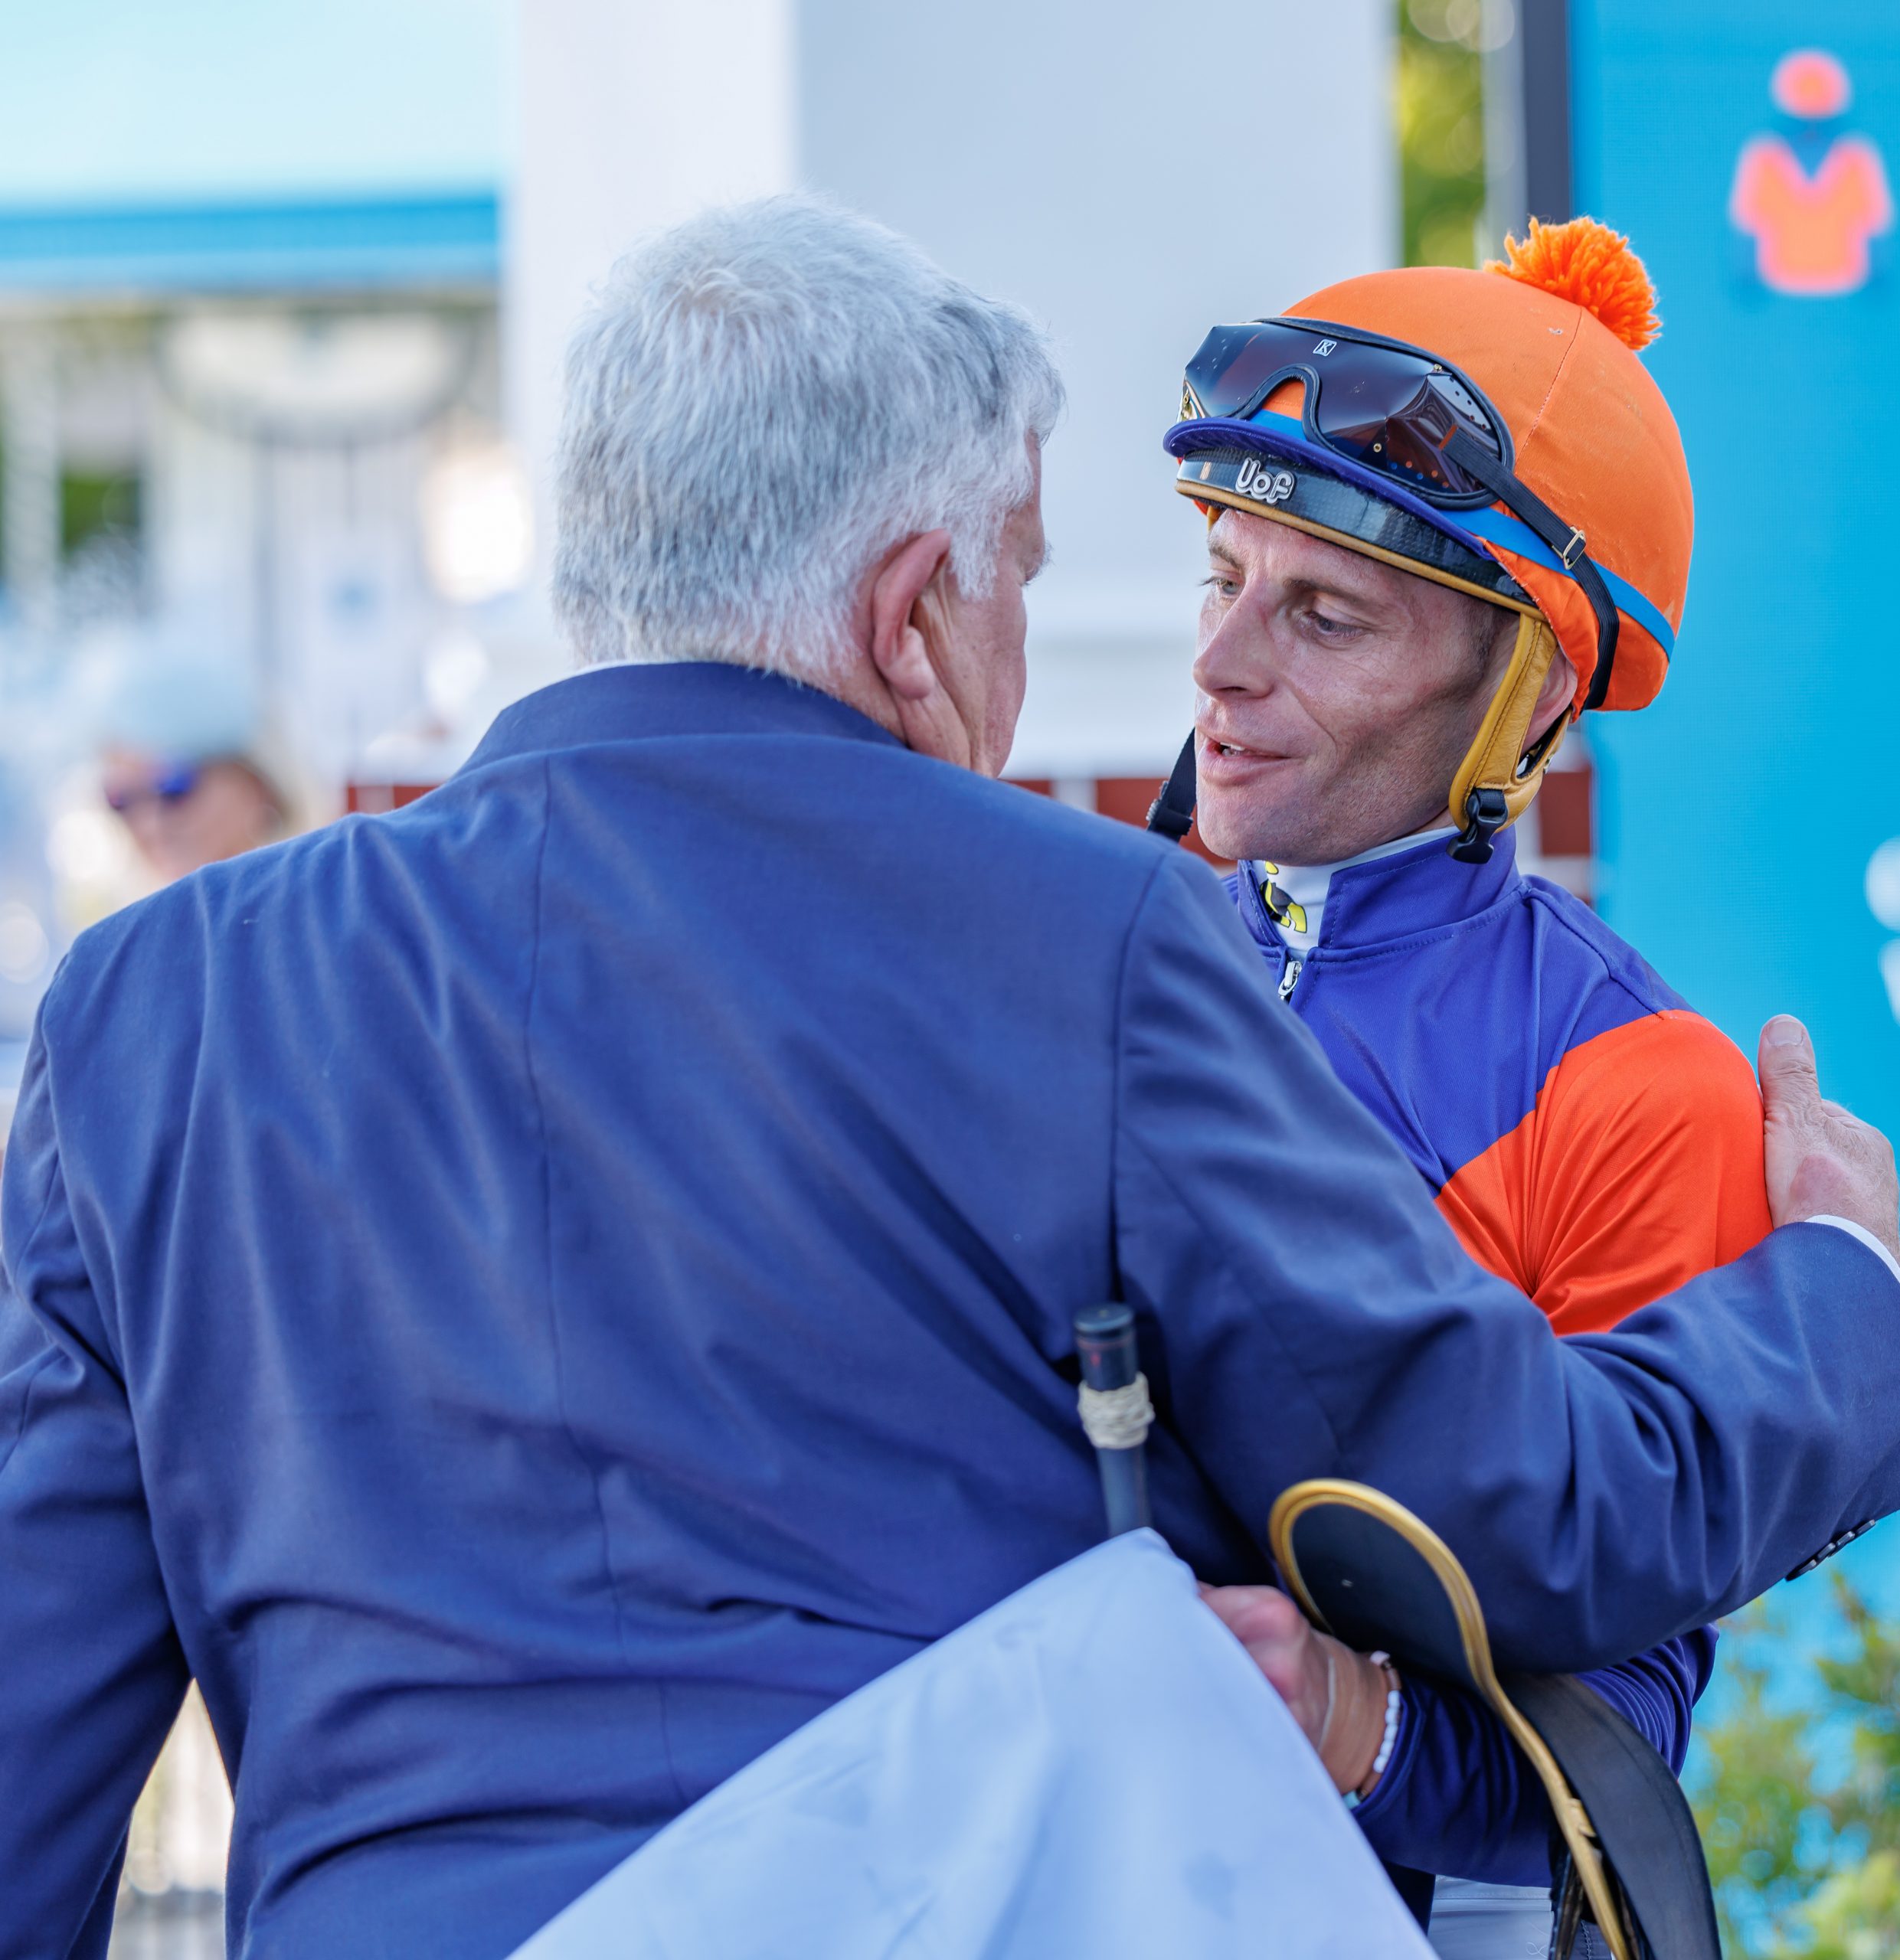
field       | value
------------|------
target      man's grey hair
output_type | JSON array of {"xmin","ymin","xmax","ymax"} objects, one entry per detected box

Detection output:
[{"xmin": 554, "ymin": 195, "xmax": 1064, "ymax": 678}]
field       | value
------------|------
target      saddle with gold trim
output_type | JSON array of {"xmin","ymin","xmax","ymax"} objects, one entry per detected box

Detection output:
[{"xmin": 1270, "ymin": 1479, "xmax": 1721, "ymax": 1960}]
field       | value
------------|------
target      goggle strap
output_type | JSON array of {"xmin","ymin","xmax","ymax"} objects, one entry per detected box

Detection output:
[{"xmin": 1441, "ymin": 429, "xmax": 1620, "ymax": 710}]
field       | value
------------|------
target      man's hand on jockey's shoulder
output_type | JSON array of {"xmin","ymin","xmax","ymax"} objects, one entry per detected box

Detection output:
[
  {"xmin": 1759, "ymin": 1016, "xmax": 1900, "ymax": 1263},
  {"xmin": 1198, "ymin": 1583, "xmax": 1393, "ymax": 1798}
]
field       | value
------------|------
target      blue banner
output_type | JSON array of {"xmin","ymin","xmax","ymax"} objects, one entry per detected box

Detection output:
[{"xmin": 1572, "ymin": 2, "xmax": 1900, "ymax": 1134}]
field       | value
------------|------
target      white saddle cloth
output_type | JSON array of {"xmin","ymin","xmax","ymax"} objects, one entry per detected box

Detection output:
[{"xmin": 510, "ymin": 1528, "xmax": 1432, "ymax": 1960}]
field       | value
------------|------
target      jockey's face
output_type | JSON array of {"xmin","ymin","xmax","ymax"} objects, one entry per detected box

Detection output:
[{"xmin": 1190, "ymin": 510, "xmax": 1523, "ymax": 866}]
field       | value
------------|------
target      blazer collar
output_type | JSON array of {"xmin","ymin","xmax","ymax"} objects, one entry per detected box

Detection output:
[{"xmin": 463, "ymin": 661, "xmax": 904, "ymax": 771}]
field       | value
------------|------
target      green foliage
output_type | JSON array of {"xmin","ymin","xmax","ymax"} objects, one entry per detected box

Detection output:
[
  {"xmin": 1694, "ymin": 1601, "xmax": 1829, "ymax": 1949},
  {"xmin": 1814, "ymin": 1582, "xmax": 1900, "ymax": 1837},
  {"xmin": 1396, "ymin": 0, "xmax": 1486, "ymax": 266},
  {"xmin": 1790, "ymin": 1855, "xmax": 1900, "ymax": 1960},
  {"xmin": 60, "ymin": 467, "xmax": 141, "ymax": 558},
  {"xmin": 1691, "ymin": 1576, "xmax": 1900, "ymax": 1955}
]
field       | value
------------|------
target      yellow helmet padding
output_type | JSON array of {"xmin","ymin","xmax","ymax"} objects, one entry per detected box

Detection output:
[{"xmin": 1444, "ymin": 610, "xmax": 1566, "ymax": 838}]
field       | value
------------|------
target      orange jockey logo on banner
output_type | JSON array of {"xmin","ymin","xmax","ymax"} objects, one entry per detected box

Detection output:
[{"xmin": 1730, "ymin": 49, "xmax": 1894, "ymax": 297}]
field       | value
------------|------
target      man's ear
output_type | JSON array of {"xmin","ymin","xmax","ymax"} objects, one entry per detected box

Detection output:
[
  {"xmin": 1529, "ymin": 639, "xmax": 1579, "ymax": 747},
  {"xmin": 867, "ymin": 530, "xmax": 955, "ymax": 703}
]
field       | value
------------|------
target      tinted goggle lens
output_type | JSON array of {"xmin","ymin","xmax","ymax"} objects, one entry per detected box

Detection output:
[
  {"xmin": 1181, "ymin": 322, "xmax": 1317, "ymax": 419},
  {"xmin": 1181, "ymin": 322, "xmax": 1506, "ymax": 502}
]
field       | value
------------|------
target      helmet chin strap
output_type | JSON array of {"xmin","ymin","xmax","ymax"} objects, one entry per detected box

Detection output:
[
  {"xmin": 1146, "ymin": 730, "xmax": 1199, "ymax": 841},
  {"xmin": 1146, "ymin": 612, "xmax": 1568, "ymax": 864},
  {"xmin": 1444, "ymin": 610, "xmax": 1567, "ymax": 864}
]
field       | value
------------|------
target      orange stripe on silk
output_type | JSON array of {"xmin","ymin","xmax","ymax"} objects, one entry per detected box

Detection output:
[{"xmin": 1434, "ymin": 1010, "xmax": 1771, "ymax": 1337}]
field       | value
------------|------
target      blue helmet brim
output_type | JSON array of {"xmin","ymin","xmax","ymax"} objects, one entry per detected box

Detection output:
[
  {"xmin": 1164, "ymin": 413, "xmax": 1500, "ymax": 561},
  {"xmin": 1166, "ymin": 413, "xmax": 1535, "ymax": 612}
]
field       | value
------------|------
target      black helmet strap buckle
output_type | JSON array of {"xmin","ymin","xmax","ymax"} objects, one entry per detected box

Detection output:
[
  {"xmin": 1450, "ymin": 786, "xmax": 1512, "ymax": 864},
  {"xmin": 1146, "ymin": 732, "xmax": 1198, "ymax": 841}
]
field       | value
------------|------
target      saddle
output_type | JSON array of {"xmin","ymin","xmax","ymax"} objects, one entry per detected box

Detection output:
[
  {"xmin": 1269, "ymin": 1479, "xmax": 1722, "ymax": 1960},
  {"xmin": 1072, "ymin": 1308, "xmax": 1718, "ymax": 1959}
]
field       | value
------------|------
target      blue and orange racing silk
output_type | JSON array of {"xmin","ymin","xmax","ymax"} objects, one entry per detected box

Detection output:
[
  {"xmin": 1228, "ymin": 829, "xmax": 1771, "ymax": 1336},
  {"xmin": 1227, "ymin": 822, "xmax": 1765, "ymax": 1891}
]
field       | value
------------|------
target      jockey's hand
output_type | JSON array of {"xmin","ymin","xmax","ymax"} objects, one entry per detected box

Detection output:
[
  {"xmin": 1198, "ymin": 1583, "xmax": 1391, "ymax": 1796},
  {"xmin": 1759, "ymin": 1016, "xmax": 1900, "ymax": 1262}
]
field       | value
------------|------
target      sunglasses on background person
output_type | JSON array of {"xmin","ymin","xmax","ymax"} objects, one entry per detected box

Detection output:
[{"xmin": 104, "ymin": 763, "xmax": 201, "ymax": 816}]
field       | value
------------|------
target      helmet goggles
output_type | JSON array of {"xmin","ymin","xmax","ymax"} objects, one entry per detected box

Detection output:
[
  {"xmin": 1174, "ymin": 314, "xmax": 1621, "ymax": 716},
  {"xmin": 1180, "ymin": 318, "xmax": 1512, "ymax": 508}
]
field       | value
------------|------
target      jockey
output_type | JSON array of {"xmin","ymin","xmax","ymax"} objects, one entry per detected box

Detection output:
[{"xmin": 1163, "ymin": 220, "xmax": 1753, "ymax": 1952}]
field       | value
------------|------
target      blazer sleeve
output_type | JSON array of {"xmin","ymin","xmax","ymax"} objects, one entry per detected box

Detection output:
[
  {"xmin": 1110, "ymin": 850, "xmax": 1900, "ymax": 1673},
  {"xmin": 0, "ymin": 1019, "xmax": 190, "ymax": 1958}
]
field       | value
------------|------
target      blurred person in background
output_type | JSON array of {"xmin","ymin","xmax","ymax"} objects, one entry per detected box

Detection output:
[
  {"xmin": 1, "ymin": 199, "xmax": 1898, "ymax": 1960},
  {"xmin": 88, "ymin": 629, "xmax": 319, "ymax": 888},
  {"xmin": 101, "ymin": 748, "xmax": 291, "ymax": 887},
  {"xmin": 1159, "ymin": 222, "xmax": 1801, "ymax": 1955}
]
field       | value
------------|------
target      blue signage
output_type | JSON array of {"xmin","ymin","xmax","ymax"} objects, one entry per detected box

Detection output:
[{"xmin": 1571, "ymin": 2, "xmax": 1900, "ymax": 1137}]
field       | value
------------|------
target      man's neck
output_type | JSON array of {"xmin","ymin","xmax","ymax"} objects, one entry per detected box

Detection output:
[
  {"xmin": 822, "ymin": 656, "xmax": 910, "ymax": 748},
  {"xmin": 1262, "ymin": 809, "xmax": 1458, "ymax": 878},
  {"xmin": 824, "ymin": 649, "xmax": 988, "ymax": 772}
]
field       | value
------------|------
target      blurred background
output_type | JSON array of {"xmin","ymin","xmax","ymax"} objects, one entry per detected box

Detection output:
[{"xmin": 0, "ymin": 2, "xmax": 1888, "ymax": 1954}]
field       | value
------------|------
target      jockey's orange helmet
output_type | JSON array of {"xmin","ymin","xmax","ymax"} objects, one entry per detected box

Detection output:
[{"xmin": 1163, "ymin": 219, "xmax": 1689, "ymax": 861}]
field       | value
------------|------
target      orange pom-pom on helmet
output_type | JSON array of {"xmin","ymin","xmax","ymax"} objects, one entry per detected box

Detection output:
[
  {"xmin": 1158, "ymin": 217, "xmax": 1691, "ymax": 863},
  {"xmin": 1489, "ymin": 216, "xmax": 1661, "ymax": 350}
]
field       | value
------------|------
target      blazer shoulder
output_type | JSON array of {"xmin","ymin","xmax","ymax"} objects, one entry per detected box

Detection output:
[
  {"xmin": 937, "ymin": 762, "xmax": 1179, "ymax": 864},
  {"xmin": 45, "ymin": 816, "xmax": 369, "ymax": 1044},
  {"xmin": 878, "ymin": 758, "xmax": 1192, "ymax": 927}
]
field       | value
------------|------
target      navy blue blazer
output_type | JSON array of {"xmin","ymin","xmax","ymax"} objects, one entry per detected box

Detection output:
[{"xmin": 3, "ymin": 662, "xmax": 1896, "ymax": 1958}]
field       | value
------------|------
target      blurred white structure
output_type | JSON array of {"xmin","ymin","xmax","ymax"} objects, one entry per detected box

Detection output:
[
  {"xmin": 507, "ymin": 0, "xmax": 793, "ymax": 606},
  {"xmin": 509, "ymin": 0, "xmax": 1397, "ymax": 782}
]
